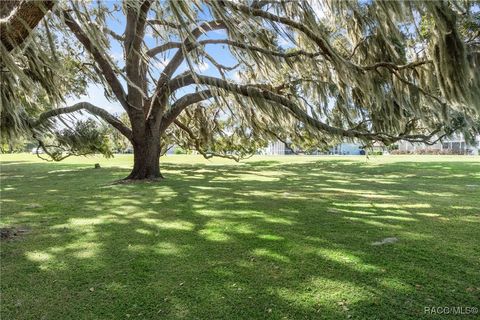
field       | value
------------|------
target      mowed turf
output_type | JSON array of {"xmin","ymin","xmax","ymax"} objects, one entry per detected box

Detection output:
[{"xmin": 1, "ymin": 154, "xmax": 479, "ymax": 319}]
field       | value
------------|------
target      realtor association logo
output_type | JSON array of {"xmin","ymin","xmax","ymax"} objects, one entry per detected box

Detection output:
[{"xmin": 424, "ymin": 306, "xmax": 478, "ymax": 315}]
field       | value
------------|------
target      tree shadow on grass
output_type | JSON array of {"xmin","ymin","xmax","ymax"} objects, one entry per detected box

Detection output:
[
  {"xmin": 0, "ymin": 160, "xmax": 30, "ymax": 166},
  {"xmin": 244, "ymin": 160, "xmax": 281, "ymax": 167},
  {"xmin": 1, "ymin": 159, "xmax": 479, "ymax": 319}
]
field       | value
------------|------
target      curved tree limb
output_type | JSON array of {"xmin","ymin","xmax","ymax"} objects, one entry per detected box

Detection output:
[
  {"xmin": 160, "ymin": 90, "xmax": 213, "ymax": 132},
  {"xmin": 197, "ymin": 39, "xmax": 321, "ymax": 59},
  {"xmin": 362, "ymin": 59, "xmax": 433, "ymax": 71},
  {"xmin": 61, "ymin": 10, "xmax": 130, "ymax": 111},
  {"xmin": 201, "ymin": 50, "xmax": 240, "ymax": 75},
  {"xmin": 32, "ymin": 133, "xmax": 93, "ymax": 162},
  {"xmin": 147, "ymin": 41, "xmax": 182, "ymax": 56},
  {"xmin": 147, "ymin": 19, "xmax": 181, "ymax": 29},
  {"xmin": 34, "ymin": 102, "xmax": 133, "ymax": 140},
  {"xmin": 147, "ymin": 20, "xmax": 227, "ymax": 120},
  {"xmin": 103, "ymin": 27, "xmax": 125, "ymax": 41},
  {"xmin": 147, "ymin": 38, "xmax": 320, "ymax": 59},
  {"xmin": 168, "ymin": 73, "xmax": 446, "ymax": 144}
]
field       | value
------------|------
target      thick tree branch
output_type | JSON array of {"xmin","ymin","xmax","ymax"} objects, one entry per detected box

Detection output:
[
  {"xmin": 156, "ymin": 20, "xmax": 226, "ymax": 82},
  {"xmin": 147, "ymin": 38, "xmax": 319, "ymax": 59},
  {"xmin": 103, "ymin": 27, "xmax": 125, "ymax": 41},
  {"xmin": 250, "ymin": 0, "xmax": 273, "ymax": 9},
  {"xmin": 147, "ymin": 20, "xmax": 227, "ymax": 119},
  {"xmin": 168, "ymin": 73, "xmax": 444, "ymax": 144},
  {"xmin": 190, "ymin": 74, "xmax": 370, "ymax": 138},
  {"xmin": 160, "ymin": 90, "xmax": 213, "ymax": 132},
  {"xmin": 362, "ymin": 60, "xmax": 433, "ymax": 71},
  {"xmin": 34, "ymin": 102, "xmax": 133, "ymax": 140},
  {"xmin": 146, "ymin": 19, "xmax": 182, "ymax": 39},
  {"xmin": 0, "ymin": 0, "xmax": 54, "ymax": 51},
  {"xmin": 147, "ymin": 19, "xmax": 181, "ymax": 29},
  {"xmin": 198, "ymin": 39, "xmax": 321, "ymax": 59},
  {"xmin": 124, "ymin": 0, "xmax": 152, "ymax": 109},
  {"xmin": 124, "ymin": 0, "xmax": 151, "ymax": 55},
  {"xmin": 61, "ymin": 11, "xmax": 129, "ymax": 111},
  {"xmin": 147, "ymin": 41, "xmax": 182, "ymax": 57}
]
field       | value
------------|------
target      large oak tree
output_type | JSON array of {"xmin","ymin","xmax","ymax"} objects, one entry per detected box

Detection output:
[{"xmin": 2, "ymin": 0, "xmax": 479, "ymax": 180}]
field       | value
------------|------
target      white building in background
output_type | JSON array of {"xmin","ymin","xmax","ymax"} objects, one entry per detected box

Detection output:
[
  {"xmin": 261, "ymin": 140, "xmax": 364, "ymax": 155},
  {"xmin": 329, "ymin": 143, "xmax": 363, "ymax": 155},
  {"xmin": 261, "ymin": 134, "xmax": 480, "ymax": 156},
  {"xmin": 263, "ymin": 141, "xmax": 286, "ymax": 155},
  {"xmin": 397, "ymin": 134, "xmax": 480, "ymax": 155}
]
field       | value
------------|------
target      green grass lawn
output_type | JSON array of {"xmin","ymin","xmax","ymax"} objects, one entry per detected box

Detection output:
[{"xmin": 1, "ymin": 154, "xmax": 479, "ymax": 319}]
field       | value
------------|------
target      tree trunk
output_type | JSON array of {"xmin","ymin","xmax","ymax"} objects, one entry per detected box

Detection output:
[{"xmin": 125, "ymin": 125, "xmax": 163, "ymax": 180}]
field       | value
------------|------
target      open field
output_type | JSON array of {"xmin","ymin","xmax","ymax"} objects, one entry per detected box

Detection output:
[{"xmin": 1, "ymin": 154, "xmax": 479, "ymax": 319}]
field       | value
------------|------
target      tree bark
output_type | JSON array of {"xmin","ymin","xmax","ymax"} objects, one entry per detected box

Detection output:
[
  {"xmin": 125, "ymin": 122, "xmax": 163, "ymax": 180},
  {"xmin": 1, "ymin": 0, "xmax": 55, "ymax": 51}
]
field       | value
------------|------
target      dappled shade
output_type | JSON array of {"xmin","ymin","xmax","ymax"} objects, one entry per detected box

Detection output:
[{"xmin": 1, "ymin": 156, "xmax": 479, "ymax": 319}]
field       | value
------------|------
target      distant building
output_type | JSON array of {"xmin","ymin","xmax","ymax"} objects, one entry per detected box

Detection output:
[
  {"xmin": 328, "ymin": 143, "xmax": 363, "ymax": 155},
  {"xmin": 397, "ymin": 134, "xmax": 479, "ymax": 155},
  {"xmin": 262, "ymin": 141, "xmax": 285, "ymax": 155},
  {"xmin": 261, "ymin": 141, "xmax": 295, "ymax": 155},
  {"xmin": 261, "ymin": 134, "xmax": 480, "ymax": 156},
  {"xmin": 261, "ymin": 140, "xmax": 364, "ymax": 155}
]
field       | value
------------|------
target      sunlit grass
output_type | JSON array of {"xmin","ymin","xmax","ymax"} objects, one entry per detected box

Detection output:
[{"xmin": 1, "ymin": 154, "xmax": 479, "ymax": 319}]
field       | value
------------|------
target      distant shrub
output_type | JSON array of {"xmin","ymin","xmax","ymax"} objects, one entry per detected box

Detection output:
[{"xmin": 174, "ymin": 147, "xmax": 186, "ymax": 154}]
